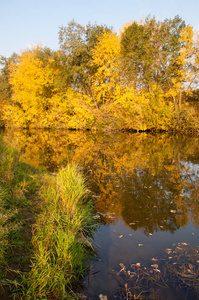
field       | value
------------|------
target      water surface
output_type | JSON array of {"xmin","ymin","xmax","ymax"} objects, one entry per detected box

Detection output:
[{"xmin": 3, "ymin": 129, "xmax": 199, "ymax": 299}]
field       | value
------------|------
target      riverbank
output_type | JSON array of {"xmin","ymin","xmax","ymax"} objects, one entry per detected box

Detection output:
[
  {"xmin": 0, "ymin": 136, "xmax": 95, "ymax": 299},
  {"xmin": 1, "ymin": 100, "xmax": 199, "ymax": 134}
]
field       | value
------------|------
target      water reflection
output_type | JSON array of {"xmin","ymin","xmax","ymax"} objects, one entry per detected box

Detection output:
[
  {"xmin": 3, "ymin": 128, "xmax": 199, "ymax": 298},
  {"xmin": 3, "ymin": 129, "xmax": 199, "ymax": 236}
]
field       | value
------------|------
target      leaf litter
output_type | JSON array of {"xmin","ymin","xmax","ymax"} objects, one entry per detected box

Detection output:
[{"xmin": 111, "ymin": 243, "xmax": 199, "ymax": 299}]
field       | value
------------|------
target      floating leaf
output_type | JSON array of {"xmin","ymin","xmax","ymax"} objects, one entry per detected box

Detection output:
[
  {"xmin": 118, "ymin": 235, "xmax": 123, "ymax": 238},
  {"xmin": 166, "ymin": 248, "xmax": 172, "ymax": 254},
  {"xmin": 136, "ymin": 263, "xmax": 141, "ymax": 267},
  {"xmin": 151, "ymin": 264, "xmax": 159, "ymax": 268},
  {"xmin": 151, "ymin": 258, "xmax": 158, "ymax": 261},
  {"xmin": 153, "ymin": 268, "xmax": 161, "ymax": 272}
]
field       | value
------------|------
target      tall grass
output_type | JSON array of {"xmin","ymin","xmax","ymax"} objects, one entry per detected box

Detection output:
[{"xmin": 24, "ymin": 165, "xmax": 95, "ymax": 299}]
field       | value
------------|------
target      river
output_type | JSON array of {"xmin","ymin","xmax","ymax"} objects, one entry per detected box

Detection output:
[{"xmin": 2, "ymin": 128, "xmax": 199, "ymax": 299}]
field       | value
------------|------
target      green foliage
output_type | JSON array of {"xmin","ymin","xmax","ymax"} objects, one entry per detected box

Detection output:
[
  {"xmin": 120, "ymin": 15, "xmax": 186, "ymax": 91},
  {"xmin": 58, "ymin": 20, "xmax": 111, "ymax": 95},
  {"xmin": 0, "ymin": 53, "xmax": 18, "ymax": 127},
  {"xmin": 0, "ymin": 53, "xmax": 18, "ymax": 101}
]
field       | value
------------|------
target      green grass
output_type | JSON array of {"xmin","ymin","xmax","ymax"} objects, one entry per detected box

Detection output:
[
  {"xmin": 0, "ymin": 136, "xmax": 41, "ymax": 298},
  {"xmin": 0, "ymin": 136, "xmax": 95, "ymax": 299},
  {"xmin": 24, "ymin": 165, "xmax": 95, "ymax": 299}
]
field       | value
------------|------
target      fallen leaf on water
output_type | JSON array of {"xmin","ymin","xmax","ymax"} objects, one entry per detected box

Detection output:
[
  {"xmin": 138, "ymin": 244, "xmax": 143, "ymax": 247},
  {"xmin": 153, "ymin": 268, "xmax": 161, "ymax": 273},
  {"xmin": 166, "ymin": 248, "xmax": 172, "ymax": 254},
  {"xmin": 136, "ymin": 263, "xmax": 141, "ymax": 267},
  {"xmin": 151, "ymin": 264, "xmax": 159, "ymax": 268},
  {"xmin": 151, "ymin": 258, "xmax": 158, "ymax": 261},
  {"xmin": 118, "ymin": 235, "xmax": 123, "ymax": 238}
]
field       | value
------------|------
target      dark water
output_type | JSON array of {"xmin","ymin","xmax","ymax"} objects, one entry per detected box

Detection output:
[{"xmin": 2, "ymin": 129, "xmax": 199, "ymax": 299}]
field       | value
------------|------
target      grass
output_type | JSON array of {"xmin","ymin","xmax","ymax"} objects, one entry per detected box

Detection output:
[
  {"xmin": 0, "ymin": 136, "xmax": 41, "ymax": 298},
  {"xmin": 0, "ymin": 136, "xmax": 95, "ymax": 299},
  {"xmin": 24, "ymin": 165, "xmax": 95, "ymax": 299}
]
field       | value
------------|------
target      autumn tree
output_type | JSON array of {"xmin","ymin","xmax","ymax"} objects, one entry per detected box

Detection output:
[
  {"xmin": 91, "ymin": 30, "xmax": 121, "ymax": 107},
  {"xmin": 3, "ymin": 45, "xmax": 95, "ymax": 129},
  {"xmin": 4, "ymin": 47, "xmax": 56, "ymax": 127},
  {"xmin": 58, "ymin": 20, "xmax": 111, "ymax": 97},
  {"xmin": 90, "ymin": 29, "xmax": 173, "ymax": 130}
]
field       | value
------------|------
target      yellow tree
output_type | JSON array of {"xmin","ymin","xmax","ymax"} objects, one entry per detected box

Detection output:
[
  {"xmin": 91, "ymin": 30, "xmax": 150, "ymax": 130},
  {"xmin": 91, "ymin": 30, "xmax": 121, "ymax": 107},
  {"xmin": 4, "ymin": 47, "xmax": 58, "ymax": 127},
  {"xmin": 3, "ymin": 46, "xmax": 94, "ymax": 129}
]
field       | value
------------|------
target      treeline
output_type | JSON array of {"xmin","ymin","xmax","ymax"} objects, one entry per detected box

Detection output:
[{"xmin": 0, "ymin": 16, "xmax": 199, "ymax": 131}]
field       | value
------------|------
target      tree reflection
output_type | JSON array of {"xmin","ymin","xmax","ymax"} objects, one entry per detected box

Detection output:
[{"xmin": 3, "ymin": 129, "xmax": 199, "ymax": 234}]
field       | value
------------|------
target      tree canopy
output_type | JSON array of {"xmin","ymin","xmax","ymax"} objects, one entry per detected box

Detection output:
[{"xmin": 0, "ymin": 17, "xmax": 199, "ymax": 131}]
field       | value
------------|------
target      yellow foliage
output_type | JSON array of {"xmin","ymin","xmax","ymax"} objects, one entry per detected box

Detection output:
[
  {"xmin": 1, "ymin": 24, "xmax": 198, "ymax": 131},
  {"xmin": 91, "ymin": 31, "xmax": 121, "ymax": 106},
  {"xmin": 3, "ymin": 47, "xmax": 94, "ymax": 129}
]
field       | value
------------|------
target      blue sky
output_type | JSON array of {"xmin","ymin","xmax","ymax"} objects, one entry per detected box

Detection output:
[{"xmin": 1, "ymin": 0, "xmax": 199, "ymax": 57}]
